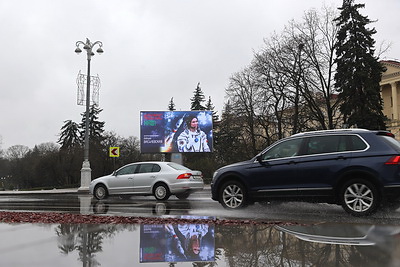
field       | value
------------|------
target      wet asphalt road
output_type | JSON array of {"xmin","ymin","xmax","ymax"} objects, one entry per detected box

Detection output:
[{"xmin": 0, "ymin": 188, "xmax": 400, "ymax": 225}]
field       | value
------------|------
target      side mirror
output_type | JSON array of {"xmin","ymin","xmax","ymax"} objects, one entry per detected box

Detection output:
[{"xmin": 256, "ymin": 154, "xmax": 263, "ymax": 163}]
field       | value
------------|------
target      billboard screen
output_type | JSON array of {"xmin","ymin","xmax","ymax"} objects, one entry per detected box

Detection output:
[
  {"xmin": 140, "ymin": 111, "xmax": 213, "ymax": 153},
  {"xmin": 139, "ymin": 218, "xmax": 215, "ymax": 263}
]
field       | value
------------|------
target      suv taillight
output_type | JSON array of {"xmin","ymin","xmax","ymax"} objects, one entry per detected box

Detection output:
[
  {"xmin": 385, "ymin": 156, "xmax": 400, "ymax": 165},
  {"xmin": 377, "ymin": 131, "xmax": 395, "ymax": 138},
  {"xmin": 177, "ymin": 173, "xmax": 192, "ymax": 179}
]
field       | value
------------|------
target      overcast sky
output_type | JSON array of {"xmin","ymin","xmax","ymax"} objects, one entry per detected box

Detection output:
[{"xmin": 0, "ymin": 0, "xmax": 399, "ymax": 150}]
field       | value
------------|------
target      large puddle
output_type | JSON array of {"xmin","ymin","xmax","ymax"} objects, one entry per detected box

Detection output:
[{"xmin": 0, "ymin": 219, "xmax": 399, "ymax": 266}]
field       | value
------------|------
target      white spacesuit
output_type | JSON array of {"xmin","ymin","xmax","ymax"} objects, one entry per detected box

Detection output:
[{"xmin": 177, "ymin": 129, "xmax": 210, "ymax": 152}]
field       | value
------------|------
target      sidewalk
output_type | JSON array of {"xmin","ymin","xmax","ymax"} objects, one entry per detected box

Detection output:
[{"xmin": 0, "ymin": 188, "xmax": 81, "ymax": 195}]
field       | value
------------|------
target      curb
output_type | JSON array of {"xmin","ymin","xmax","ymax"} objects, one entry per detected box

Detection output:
[{"xmin": 0, "ymin": 185, "xmax": 211, "ymax": 195}]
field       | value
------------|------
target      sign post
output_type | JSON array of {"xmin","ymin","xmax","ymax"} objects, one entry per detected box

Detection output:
[{"xmin": 109, "ymin": 147, "xmax": 120, "ymax": 171}]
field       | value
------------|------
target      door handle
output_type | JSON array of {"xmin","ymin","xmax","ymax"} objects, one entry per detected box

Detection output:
[{"xmin": 336, "ymin": 156, "xmax": 346, "ymax": 160}]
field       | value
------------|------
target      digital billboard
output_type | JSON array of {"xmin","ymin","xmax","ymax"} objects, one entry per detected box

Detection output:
[
  {"xmin": 140, "ymin": 111, "xmax": 213, "ymax": 153},
  {"xmin": 139, "ymin": 217, "xmax": 215, "ymax": 263}
]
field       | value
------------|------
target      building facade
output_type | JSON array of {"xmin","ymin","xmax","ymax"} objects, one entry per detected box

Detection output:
[{"xmin": 380, "ymin": 60, "xmax": 400, "ymax": 136}]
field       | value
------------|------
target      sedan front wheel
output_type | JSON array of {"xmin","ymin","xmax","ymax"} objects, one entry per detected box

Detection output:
[
  {"xmin": 219, "ymin": 181, "xmax": 247, "ymax": 209},
  {"xmin": 94, "ymin": 184, "xmax": 108, "ymax": 200}
]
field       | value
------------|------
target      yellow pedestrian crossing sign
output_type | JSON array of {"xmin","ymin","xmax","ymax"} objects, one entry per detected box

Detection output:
[{"xmin": 109, "ymin": 147, "xmax": 120, "ymax": 157}]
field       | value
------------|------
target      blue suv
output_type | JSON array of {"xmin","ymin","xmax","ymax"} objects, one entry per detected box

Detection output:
[{"xmin": 211, "ymin": 129, "xmax": 400, "ymax": 216}]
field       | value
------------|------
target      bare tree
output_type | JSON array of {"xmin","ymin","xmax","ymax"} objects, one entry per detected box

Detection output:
[
  {"xmin": 226, "ymin": 66, "xmax": 264, "ymax": 155},
  {"xmin": 253, "ymin": 32, "xmax": 299, "ymax": 140},
  {"xmin": 5, "ymin": 145, "xmax": 30, "ymax": 160},
  {"xmin": 289, "ymin": 5, "xmax": 342, "ymax": 129},
  {"xmin": 252, "ymin": 5, "xmax": 342, "ymax": 138}
]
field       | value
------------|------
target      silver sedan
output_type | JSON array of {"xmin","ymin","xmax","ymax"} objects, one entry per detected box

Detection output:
[{"xmin": 89, "ymin": 161, "xmax": 204, "ymax": 201}]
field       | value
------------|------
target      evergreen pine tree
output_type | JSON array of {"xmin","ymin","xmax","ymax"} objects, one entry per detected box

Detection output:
[
  {"xmin": 58, "ymin": 119, "xmax": 82, "ymax": 186},
  {"xmin": 168, "ymin": 97, "xmax": 176, "ymax": 111},
  {"xmin": 214, "ymin": 102, "xmax": 246, "ymax": 164},
  {"xmin": 79, "ymin": 105, "xmax": 106, "ymax": 179},
  {"xmin": 79, "ymin": 105, "xmax": 105, "ymax": 144},
  {"xmin": 205, "ymin": 96, "xmax": 219, "ymax": 121},
  {"xmin": 334, "ymin": 0, "xmax": 386, "ymax": 129},
  {"xmin": 190, "ymin": 82, "xmax": 206, "ymax": 110},
  {"xmin": 58, "ymin": 120, "xmax": 80, "ymax": 149}
]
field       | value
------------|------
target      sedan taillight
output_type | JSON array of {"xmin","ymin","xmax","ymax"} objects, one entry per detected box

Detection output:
[
  {"xmin": 385, "ymin": 156, "xmax": 400, "ymax": 165},
  {"xmin": 177, "ymin": 173, "xmax": 192, "ymax": 179}
]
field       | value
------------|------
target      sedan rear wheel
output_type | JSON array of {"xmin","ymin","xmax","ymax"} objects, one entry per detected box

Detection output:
[
  {"xmin": 220, "ymin": 181, "xmax": 247, "ymax": 209},
  {"xmin": 94, "ymin": 184, "xmax": 108, "ymax": 200},
  {"xmin": 340, "ymin": 179, "xmax": 379, "ymax": 216},
  {"xmin": 153, "ymin": 183, "xmax": 170, "ymax": 201}
]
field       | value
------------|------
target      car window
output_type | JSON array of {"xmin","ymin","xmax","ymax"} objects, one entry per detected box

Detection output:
[
  {"xmin": 137, "ymin": 164, "xmax": 161, "ymax": 174},
  {"xmin": 303, "ymin": 135, "xmax": 366, "ymax": 155},
  {"xmin": 116, "ymin": 165, "xmax": 137, "ymax": 175},
  {"xmin": 262, "ymin": 138, "xmax": 303, "ymax": 160},
  {"xmin": 349, "ymin": 135, "xmax": 368, "ymax": 150},
  {"xmin": 304, "ymin": 136, "xmax": 343, "ymax": 155}
]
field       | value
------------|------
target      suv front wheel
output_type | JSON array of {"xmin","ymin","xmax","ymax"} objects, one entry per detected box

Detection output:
[
  {"xmin": 340, "ymin": 179, "xmax": 380, "ymax": 216},
  {"xmin": 219, "ymin": 181, "xmax": 248, "ymax": 209}
]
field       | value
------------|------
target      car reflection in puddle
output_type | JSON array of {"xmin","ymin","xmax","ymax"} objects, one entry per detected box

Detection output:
[
  {"xmin": 91, "ymin": 199, "xmax": 192, "ymax": 216},
  {"xmin": 275, "ymin": 224, "xmax": 395, "ymax": 246}
]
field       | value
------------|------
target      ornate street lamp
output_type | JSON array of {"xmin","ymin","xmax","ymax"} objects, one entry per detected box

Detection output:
[{"xmin": 75, "ymin": 38, "xmax": 103, "ymax": 192}]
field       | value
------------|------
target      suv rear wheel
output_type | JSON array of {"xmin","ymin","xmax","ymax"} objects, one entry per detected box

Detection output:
[
  {"xmin": 340, "ymin": 179, "xmax": 380, "ymax": 216},
  {"xmin": 219, "ymin": 181, "xmax": 247, "ymax": 209}
]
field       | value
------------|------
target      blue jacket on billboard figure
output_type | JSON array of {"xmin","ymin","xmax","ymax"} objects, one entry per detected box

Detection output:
[{"xmin": 177, "ymin": 115, "xmax": 210, "ymax": 152}]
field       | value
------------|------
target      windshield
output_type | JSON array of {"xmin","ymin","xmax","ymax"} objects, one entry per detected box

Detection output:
[{"xmin": 167, "ymin": 162, "xmax": 191, "ymax": 171}]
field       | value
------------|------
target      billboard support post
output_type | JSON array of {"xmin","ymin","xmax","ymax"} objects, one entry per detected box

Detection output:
[{"xmin": 171, "ymin": 153, "xmax": 183, "ymax": 165}]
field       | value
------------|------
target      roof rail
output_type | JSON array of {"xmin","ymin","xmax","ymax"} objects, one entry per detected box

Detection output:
[{"xmin": 292, "ymin": 128, "xmax": 369, "ymax": 137}]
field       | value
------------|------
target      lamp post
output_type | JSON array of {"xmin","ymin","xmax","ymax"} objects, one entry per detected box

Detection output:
[
  {"xmin": 292, "ymin": 43, "xmax": 304, "ymax": 135},
  {"xmin": 75, "ymin": 38, "xmax": 104, "ymax": 192}
]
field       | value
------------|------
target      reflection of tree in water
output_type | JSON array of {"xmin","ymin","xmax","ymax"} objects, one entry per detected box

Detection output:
[
  {"xmin": 349, "ymin": 245, "xmax": 391, "ymax": 266},
  {"xmin": 56, "ymin": 224, "xmax": 81, "ymax": 254},
  {"xmin": 216, "ymin": 225, "xmax": 398, "ymax": 267},
  {"xmin": 56, "ymin": 224, "xmax": 137, "ymax": 266},
  {"xmin": 217, "ymin": 225, "xmax": 278, "ymax": 266}
]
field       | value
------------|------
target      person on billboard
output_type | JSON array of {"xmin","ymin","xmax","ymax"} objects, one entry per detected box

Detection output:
[
  {"xmin": 165, "ymin": 222, "xmax": 211, "ymax": 261},
  {"xmin": 177, "ymin": 115, "xmax": 210, "ymax": 152}
]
